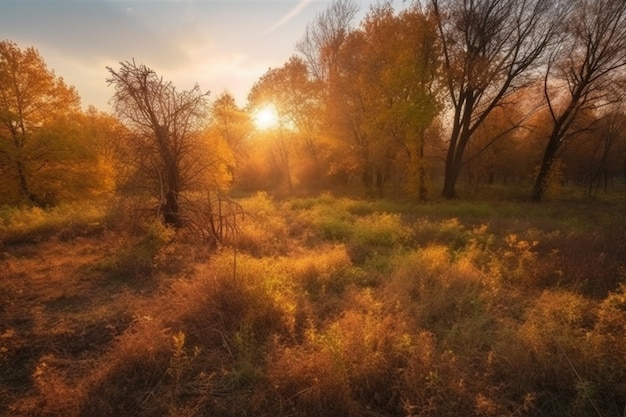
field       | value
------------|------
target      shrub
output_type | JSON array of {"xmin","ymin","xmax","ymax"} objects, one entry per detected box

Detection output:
[
  {"xmin": 543, "ymin": 229, "xmax": 626, "ymax": 296},
  {"xmin": 289, "ymin": 245, "xmax": 353, "ymax": 299},
  {"xmin": 236, "ymin": 192, "xmax": 291, "ymax": 256},
  {"xmin": 291, "ymin": 201, "xmax": 354, "ymax": 243},
  {"xmin": 288, "ymin": 193, "xmax": 336, "ymax": 211},
  {"xmin": 169, "ymin": 252, "xmax": 297, "ymax": 347},
  {"xmin": 492, "ymin": 289, "xmax": 626, "ymax": 417},
  {"xmin": 499, "ymin": 233, "xmax": 541, "ymax": 286},
  {"xmin": 389, "ymin": 246, "xmax": 498, "ymax": 347},
  {"xmin": 266, "ymin": 290, "xmax": 417, "ymax": 416},
  {"xmin": 340, "ymin": 198, "xmax": 378, "ymax": 216},
  {"xmin": 78, "ymin": 317, "xmax": 172, "ymax": 417},
  {"xmin": 97, "ymin": 220, "xmax": 176, "ymax": 281},
  {"xmin": 347, "ymin": 212, "xmax": 410, "ymax": 266},
  {"xmin": 287, "ymin": 245, "xmax": 365, "ymax": 327},
  {"xmin": 412, "ymin": 217, "xmax": 473, "ymax": 251}
]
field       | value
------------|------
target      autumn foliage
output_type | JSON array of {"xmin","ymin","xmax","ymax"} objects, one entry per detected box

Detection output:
[{"xmin": 2, "ymin": 0, "xmax": 626, "ymax": 416}]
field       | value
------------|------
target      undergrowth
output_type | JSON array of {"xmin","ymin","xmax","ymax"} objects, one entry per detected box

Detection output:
[
  {"xmin": 0, "ymin": 201, "xmax": 107, "ymax": 244},
  {"xmin": 2, "ymin": 192, "xmax": 625, "ymax": 417}
]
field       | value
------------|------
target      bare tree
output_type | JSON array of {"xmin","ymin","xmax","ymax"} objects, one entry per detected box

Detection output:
[
  {"xmin": 531, "ymin": 0, "xmax": 626, "ymax": 201},
  {"xmin": 107, "ymin": 60, "xmax": 210, "ymax": 227},
  {"xmin": 424, "ymin": 0, "xmax": 561, "ymax": 199},
  {"xmin": 296, "ymin": 0, "xmax": 359, "ymax": 84}
]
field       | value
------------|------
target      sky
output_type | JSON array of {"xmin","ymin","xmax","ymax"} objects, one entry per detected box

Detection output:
[{"xmin": 0, "ymin": 0, "xmax": 404, "ymax": 112}]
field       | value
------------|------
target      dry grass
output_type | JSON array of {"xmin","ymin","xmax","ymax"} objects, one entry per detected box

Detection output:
[{"xmin": 1, "ymin": 195, "xmax": 625, "ymax": 417}]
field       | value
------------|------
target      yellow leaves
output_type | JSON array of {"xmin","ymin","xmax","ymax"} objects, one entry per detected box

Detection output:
[
  {"xmin": 0, "ymin": 40, "xmax": 80, "ymax": 126},
  {"xmin": 193, "ymin": 127, "xmax": 235, "ymax": 193},
  {"xmin": 0, "ymin": 40, "xmax": 88, "ymax": 205}
]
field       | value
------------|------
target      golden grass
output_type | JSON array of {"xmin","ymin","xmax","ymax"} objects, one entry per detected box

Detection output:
[
  {"xmin": 0, "ymin": 201, "xmax": 107, "ymax": 243},
  {"xmin": 1, "ymin": 195, "xmax": 625, "ymax": 417}
]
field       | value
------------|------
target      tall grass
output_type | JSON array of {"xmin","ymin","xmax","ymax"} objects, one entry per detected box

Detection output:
[
  {"xmin": 6, "ymin": 195, "xmax": 626, "ymax": 417},
  {"xmin": 0, "ymin": 201, "xmax": 107, "ymax": 243}
]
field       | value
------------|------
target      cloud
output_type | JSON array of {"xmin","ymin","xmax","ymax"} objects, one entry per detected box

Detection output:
[
  {"xmin": 0, "ymin": 1, "xmax": 202, "ymax": 70},
  {"xmin": 0, "ymin": 0, "xmax": 329, "ymax": 110},
  {"xmin": 173, "ymin": 51, "xmax": 277, "ymax": 106},
  {"xmin": 263, "ymin": 0, "xmax": 315, "ymax": 35}
]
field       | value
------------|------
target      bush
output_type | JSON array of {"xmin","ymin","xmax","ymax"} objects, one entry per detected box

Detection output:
[
  {"xmin": 266, "ymin": 291, "xmax": 417, "ymax": 416},
  {"xmin": 490, "ymin": 288, "xmax": 626, "ymax": 417},
  {"xmin": 78, "ymin": 318, "xmax": 172, "ymax": 417},
  {"xmin": 291, "ymin": 200, "xmax": 354, "ymax": 243},
  {"xmin": 347, "ymin": 212, "xmax": 409, "ymax": 266},
  {"xmin": 236, "ymin": 192, "xmax": 291, "ymax": 256},
  {"xmin": 97, "ymin": 221, "xmax": 176, "ymax": 281},
  {"xmin": 387, "ymin": 246, "xmax": 498, "ymax": 345}
]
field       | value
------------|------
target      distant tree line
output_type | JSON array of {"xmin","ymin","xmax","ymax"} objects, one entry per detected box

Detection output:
[{"xmin": 2, "ymin": 0, "xmax": 626, "ymax": 225}]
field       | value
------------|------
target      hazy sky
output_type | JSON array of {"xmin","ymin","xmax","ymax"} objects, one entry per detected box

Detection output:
[{"xmin": 0, "ymin": 0, "xmax": 402, "ymax": 112}]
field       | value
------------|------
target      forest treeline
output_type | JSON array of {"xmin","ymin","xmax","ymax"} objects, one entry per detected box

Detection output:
[{"xmin": 2, "ymin": 0, "xmax": 626, "ymax": 226}]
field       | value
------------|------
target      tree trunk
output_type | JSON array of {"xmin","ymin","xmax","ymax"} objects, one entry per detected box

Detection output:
[
  {"xmin": 362, "ymin": 165, "xmax": 374, "ymax": 197},
  {"xmin": 442, "ymin": 138, "xmax": 467, "ymax": 199},
  {"xmin": 160, "ymin": 159, "xmax": 181, "ymax": 228},
  {"xmin": 418, "ymin": 129, "xmax": 428, "ymax": 202},
  {"xmin": 441, "ymin": 93, "xmax": 474, "ymax": 200},
  {"xmin": 441, "ymin": 168, "xmax": 457, "ymax": 199},
  {"xmin": 531, "ymin": 160, "xmax": 550, "ymax": 202},
  {"xmin": 441, "ymin": 124, "xmax": 461, "ymax": 199},
  {"xmin": 162, "ymin": 189, "xmax": 181, "ymax": 228},
  {"xmin": 375, "ymin": 168, "xmax": 385, "ymax": 198},
  {"xmin": 157, "ymin": 126, "xmax": 182, "ymax": 228},
  {"xmin": 531, "ymin": 138, "xmax": 559, "ymax": 202},
  {"xmin": 16, "ymin": 160, "xmax": 37, "ymax": 205}
]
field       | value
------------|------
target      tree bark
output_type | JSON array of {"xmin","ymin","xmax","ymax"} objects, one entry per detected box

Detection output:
[
  {"xmin": 157, "ymin": 126, "xmax": 182, "ymax": 228},
  {"xmin": 16, "ymin": 160, "xmax": 37, "ymax": 204},
  {"xmin": 531, "ymin": 133, "xmax": 561, "ymax": 202}
]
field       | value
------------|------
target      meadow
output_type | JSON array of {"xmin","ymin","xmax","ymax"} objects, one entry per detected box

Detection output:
[{"xmin": 1, "ymin": 192, "xmax": 625, "ymax": 417}]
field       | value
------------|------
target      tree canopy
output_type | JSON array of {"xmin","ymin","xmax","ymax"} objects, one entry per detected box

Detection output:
[
  {"xmin": 4, "ymin": 0, "xmax": 626, "ymax": 208},
  {"xmin": 106, "ymin": 60, "xmax": 228, "ymax": 227},
  {"xmin": 0, "ymin": 40, "xmax": 112, "ymax": 206}
]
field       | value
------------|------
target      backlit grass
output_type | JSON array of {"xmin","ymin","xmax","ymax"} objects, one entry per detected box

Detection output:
[{"xmin": 1, "ymin": 194, "xmax": 625, "ymax": 417}]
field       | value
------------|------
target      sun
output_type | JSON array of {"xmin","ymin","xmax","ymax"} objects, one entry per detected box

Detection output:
[{"xmin": 253, "ymin": 105, "xmax": 279, "ymax": 130}]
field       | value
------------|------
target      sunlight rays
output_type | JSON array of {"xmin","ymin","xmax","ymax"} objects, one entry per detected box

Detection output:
[{"xmin": 253, "ymin": 104, "xmax": 279, "ymax": 130}]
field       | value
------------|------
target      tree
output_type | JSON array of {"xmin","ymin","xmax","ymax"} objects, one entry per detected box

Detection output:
[
  {"xmin": 80, "ymin": 105, "xmax": 128, "ymax": 183},
  {"xmin": 296, "ymin": 0, "xmax": 359, "ymax": 85},
  {"xmin": 295, "ymin": 0, "xmax": 363, "ymax": 191},
  {"xmin": 556, "ymin": 100, "xmax": 626, "ymax": 196},
  {"xmin": 106, "ymin": 60, "xmax": 215, "ymax": 228},
  {"xmin": 46, "ymin": 109, "xmax": 120, "ymax": 203},
  {"xmin": 0, "ymin": 40, "xmax": 82, "ymax": 205},
  {"xmin": 322, "ymin": 3, "xmax": 442, "ymax": 198},
  {"xmin": 531, "ymin": 0, "xmax": 626, "ymax": 201},
  {"xmin": 589, "ymin": 106, "xmax": 626, "ymax": 195},
  {"xmin": 465, "ymin": 100, "xmax": 527, "ymax": 188},
  {"xmin": 206, "ymin": 93, "xmax": 252, "ymax": 190},
  {"xmin": 248, "ymin": 56, "xmax": 326, "ymax": 192},
  {"xmin": 208, "ymin": 92, "xmax": 252, "ymax": 185},
  {"xmin": 372, "ymin": 4, "xmax": 441, "ymax": 200},
  {"xmin": 400, "ymin": 6, "xmax": 443, "ymax": 201},
  {"xmin": 424, "ymin": 0, "xmax": 560, "ymax": 199}
]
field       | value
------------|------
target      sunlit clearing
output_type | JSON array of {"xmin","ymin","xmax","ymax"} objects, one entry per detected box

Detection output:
[{"xmin": 253, "ymin": 105, "xmax": 279, "ymax": 130}]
